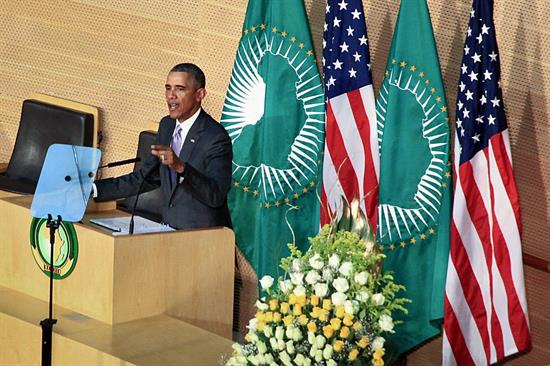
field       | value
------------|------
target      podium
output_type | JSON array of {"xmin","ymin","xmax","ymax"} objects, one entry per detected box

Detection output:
[{"xmin": 0, "ymin": 195, "xmax": 235, "ymax": 364}]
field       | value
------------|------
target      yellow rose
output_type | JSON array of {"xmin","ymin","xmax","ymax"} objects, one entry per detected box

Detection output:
[
  {"xmin": 318, "ymin": 309, "xmax": 329, "ymax": 322},
  {"xmin": 297, "ymin": 295, "xmax": 307, "ymax": 306},
  {"xmin": 273, "ymin": 312, "xmax": 282, "ymax": 322},
  {"xmin": 333, "ymin": 340, "xmax": 344, "ymax": 352},
  {"xmin": 269, "ymin": 299, "xmax": 279, "ymax": 311},
  {"xmin": 322, "ymin": 324, "xmax": 334, "ymax": 338},
  {"xmin": 298, "ymin": 314, "xmax": 308, "ymax": 325},
  {"xmin": 283, "ymin": 315, "xmax": 294, "ymax": 326},
  {"xmin": 373, "ymin": 359, "xmax": 384, "ymax": 366},
  {"xmin": 289, "ymin": 293, "xmax": 297, "ymax": 305},
  {"xmin": 311, "ymin": 306, "xmax": 320, "ymax": 319},
  {"xmin": 244, "ymin": 333, "xmax": 253, "ymax": 342},
  {"xmin": 293, "ymin": 304, "xmax": 302, "ymax": 316},
  {"xmin": 257, "ymin": 321, "xmax": 265, "ymax": 331},
  {"xmin": 348, "ymin": 348, "xmax": 359, "ymax": 361},
  {"xmin": 335, "ymin": 305, "xmax": 346, "ymax": 318},
  {"xmin": 373, "ymin": 349, "xmax": 385, "ymax": 360},
  {"xmin": 280, "ymin": 302, "xmax": 290, "ymax": 314},
  {"xmin": 322, "ymin": 299, "xmax": 332, "ymax": 311},
  {"xmin": 339, "ymin": 326, "xmax": 350, "ymax": 338},
  {"xmin": 352, "ymin": 321, "xmax": 362, "ymax": 331},
  {"xmin": 310, "ymin": 295, "xmax": 320, "ymax": 306},
  {"xmin": 343, "ymin": 314, "xmax": 354, "ymax": 326},
  {"xmin": 330, "ymin": 318, "xmax": 342, "ymax": 330},
  {"xmin": 256, "ymin": 311, "xmax": 265, "ymax": 322},
  {"xmin": 265, "ymin": 311, "xmax": 273, "ymax": 323},
  {"xmin": 307, "ymin": 322, "xmax": 317, "ymax": 333},
  {"xmin": 357, "ymin": 336, "xmax": 369, "ymax": 349}
]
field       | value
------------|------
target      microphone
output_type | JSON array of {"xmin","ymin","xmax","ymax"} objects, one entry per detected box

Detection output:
[
  {"xmin": 98, "ymin": 157, "xmax": 141, "ymax": 169},
  {"xmin": 129, "ymin": 159, "xmax": 160, "ymax": 234}
]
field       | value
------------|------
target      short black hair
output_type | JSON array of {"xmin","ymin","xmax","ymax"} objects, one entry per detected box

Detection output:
[{"xmin": 170, "ymin": 63, "xmax": 206, "ymax": 89}]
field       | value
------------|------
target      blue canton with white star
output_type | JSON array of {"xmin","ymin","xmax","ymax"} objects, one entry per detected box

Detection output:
[
  {"xmin": 323, "ymin": 0, "xmax": 373, "ymax": 99},
  {"xmin": 456, "ymin": 0, "xmax": 507, "ymax": 164}
]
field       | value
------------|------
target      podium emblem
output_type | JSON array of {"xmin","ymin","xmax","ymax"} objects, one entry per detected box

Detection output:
[{"xmin": 29, "ymin": 218, "xmax": 79, "ymax": 279}]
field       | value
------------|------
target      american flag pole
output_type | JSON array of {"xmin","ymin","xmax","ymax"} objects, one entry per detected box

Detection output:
[
  {"xmin": 321, "ymin": 0, "xmax": 379, "ymax": 228},
  {"xmin": 443, "ymin": 0, "xmax": 531, "ymax": 364}
]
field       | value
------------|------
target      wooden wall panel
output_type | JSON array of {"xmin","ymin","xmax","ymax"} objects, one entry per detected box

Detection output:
[{"xmin": 1, "ymin": 0, "xmax": 548, "ymax": 363}]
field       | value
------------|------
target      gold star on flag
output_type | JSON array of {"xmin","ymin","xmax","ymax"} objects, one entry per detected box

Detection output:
[
  {"xmin": 251, "ymin": 26, "xmax": 256, "ymax": 32},
  {"xmin": 233, "ymin": 181, "xmax": 240, "ymax": 187},
  {"xmin": 253, "ymin": 190, "xmax": 259, "ymax": 197},
  {"xmin": 284, "ymin": 198, "xmax": 290, "ymax": 203},
  {"xmin": 293, "ymin": 192, "xmax": 299, "ymax": 199},
  {"xmin": 291, "ymin": 36, "xmax": 297, "ymax": 42},
  {"xmin": 419, "ymin": 71, "xmax": 425, "ymax": 78},
  {"xmin": 385, "ymin": 70, "xmax": 389, "ymax": 76},
  {"xmin": 425, "ymin": 79, "xmax": 430, "ymax": 85},
  {"xmin": 445, "ymin": 172, "xmax": 451, "ymax": 178},
  {"xmin": 420, "ymin": 233, "xmax": 427, "ymax": 240},
  {"xmin": 440, "ymin": 106, "xmax": 447, "ymax": 112},
  {"xmin": 429, "ymin": 228, "xmax": 435, "ymax": 234},
  {"xmin": 392, "ymin": 59, "xmax": 396, "ymax": 64},
  {"xmin": 310, "ymin": 181, "xmax": 316, "ymax": 187},
  {"xmin": 299, "ymin": 43, "xmax": 305, "ymax": 49},
  {"xmin": 378, "ymin": 245, "xmax": 385, "ymax": 251},
  {"xmin": 302, "ymin": 187, "xmax": 308, "ymax": 193},
  {"xmin": 390, "ymin": 244, "xmax": 396, "ymax": 250},
  {"xmin": 306, "ymin": 50, "xmax": 313, "ymax": 56},
  {"xmin": 281, "ymin": 31, "xmax": 287, "ymax": 37},
  {"xmin": 275, "ymin": 201, "xmax": 280, "ymax": 207},
  {"xmin": 260, "ymin": 24, "xmax": 266, "ymax": 30},
  {"xmin": 244, "ymin": 29, "xmax": 249, "ymax": 35},
  {"xmin": 400, "ymin": 241, "xmax": 406, "ymax": 248},
  {"xmin": 410, "ymin": 65, "xmax": 416, "ymax": 72},
  {"xmin": 271, "ymin": 27, "xmax": 277, "ymax": 33},
  {"xmin": 431, "ymin": 87, "xmax": 436, "ymax": 93},
  {"xmin": 442, "ymin": 182, "xmax": 447, "ymax": 188},
  {"xmin": 410, "ymin": 238, "xmax": 417, "ymax": 244},
  {"xmin": 265, "ymin": 202, "xmax": 271, "ymax": 208},
  {"xmin": 400, "ymin": 61, "xmax": 407, "ymax": 68},
  {"xmin": 243, "ymin": 186, "xmax": 249, "ymax": 192},
  {"xmin": 436, "ymin": 96, "xmax": 442, "ymax": 102}
]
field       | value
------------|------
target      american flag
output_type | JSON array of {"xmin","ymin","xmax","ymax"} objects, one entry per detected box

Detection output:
[
  {"xmin": 443, "ymin": 0, "xmax": 532, "ymax": 364},
  {"xmin": 321, "ymin": 0, "xmax": 379, "ymax": 228}
]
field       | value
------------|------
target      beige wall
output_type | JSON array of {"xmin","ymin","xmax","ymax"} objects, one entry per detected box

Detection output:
[{"xmin": 1, "ymin": 0, "xmax": 549, "ymax": 363}]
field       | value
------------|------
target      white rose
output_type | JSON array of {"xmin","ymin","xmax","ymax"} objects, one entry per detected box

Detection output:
[
  {"xmin": 294, "ymin": 354, "xmax": 305, "ymax": 366},
  {"xmin": 339, "ymin": 261, "xmax": 353, "ymax": 277},
  {"xmin": 263, "ymin": 325, "xmax": 273, "ymax": 337},
  {"xmin": 344, "ymin": 300, "xmax": 357, "ymax": 314},
  {"xmin": 315, "ymin": 334, "xmax": 326, "ymax": 349},
  {"xmin": 372, "ymin": 293, "xmax": 385, "ymax": 306},
  {"xmin": 332, "ymin": 277, "xmax": 349, "ymax": 293},
  {"xmin": 379, "ymin": 314, "xmax": 394, "ymax": 332},
  {"xmin": 279, "ymin": 279, "xmax": 293, "ymax": 294},
  {"xmin": 286, "ymin": 340, "xmax": 295, "ymax": 354},
  {"xmin": 354, "ymin": 271, "xmax": 369, "ymax": 285},
  {"xmin": 293, "ymin": 285, "xmax": 306, "ymax": 296},
  {"xmin": 256, "ymin": 300, "xmax": 268, "ymax": 311},
  {"xmin": 275, "ymin": 326, "xmax": 284, "ymax": 340},
  {"xmin": 264, "ymin": 354, "xmax": 274, "ymax": 363},
  {"xmin": 305, "ymin": 270, "xmax": 321, "ymax": 285},
  {"xmin": 314, "ymin": 282, "xmax": 329, "ymax": 297},
  {"xmin": 372, "ymin": 336, "xmax": 385, "ymax": 350},
  {"xmin": 292, "ymin": 259, "xmax": 301, "ymax": 272},
  {"xmin": 290, "ymin": 272, "xmax": 304, "ymax": 285},
  {"xmin": 269, "ymin": 337, "xmax": 279, "ymax": 351},
  {"xmin": 277, "ymin": 339, "xmax": 285, "ymax": 350},
  {"xmin": 247, "ymin": 318, "xmax": 258, "ymax": 331},
  {"xmin": 327, "ymin": 360, "xmax": 337, "ymax": 366},
  {"xmin": 323, "ymin": 344, "xmax": 333, "ymax": 360},
  {"xmin": 357, "ymin": 291, "xmax": 369, "ymax": 302},
  {"xmin": 291, "ymin": 327, "xmax": 303, "ymax": 341},
  {"xmin": 322, "ymin": 268, "xmax": 334, "ymax": 281},
  {"xmin": 308, "ymin": 253, "xmax": 324, "ymax": 270},
  {"xmin": 248, "ymin": 355, "xmax": 259, "ymax": 366},
  {"xmin": 285, "ymin": 325, "xmax": 295, "ymax": 339},
  {"xmin": 257, "ymin": 340, "xmax": 267, "ymax": 354},
  {"xmin": 331, "ymin": 292, "xmax": 347, "ymax": 306},
  {"xmin": 307, "ymin": 331, "xmax": 315, "ymax": 344},
  {"xmin": 259, "ymin": 275, "xmax": 274, "ymax": 290},
  {"xmin": 303, "ymin": 357, "xmax": 312, "ymax": 366},
  {"xmin": 328, "ymin": 254, "xmax": 340, "ymax": 268},
  {"xmin": 280, "ymin": 351, "xmax": 292, "ymax": 366},
  {"xmin": 314, "ymin": 349, "xmax": 323, "ymax": 362}
]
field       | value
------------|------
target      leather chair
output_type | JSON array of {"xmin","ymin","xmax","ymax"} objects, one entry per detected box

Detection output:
[
  {"xmin": 0, "ymin": 93, "xmax": 99, "ymax": 195},
  {"xmin": 116, "ymin": 130, "xmax": 163, "ymax": 223}
]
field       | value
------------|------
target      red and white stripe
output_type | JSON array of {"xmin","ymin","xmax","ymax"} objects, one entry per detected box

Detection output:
[
  {"xmin": 443, "ymin": 130, "xmax": 531, "ymax": 365},
  {"xmin": 320, "ymin": 85, "xmax": 379, "ymax": 229}
]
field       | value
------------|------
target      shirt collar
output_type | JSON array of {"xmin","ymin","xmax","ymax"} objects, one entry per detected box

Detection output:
[{"xmin": 176, "ymin": 107, "xmax": 201, "ymax": 128}]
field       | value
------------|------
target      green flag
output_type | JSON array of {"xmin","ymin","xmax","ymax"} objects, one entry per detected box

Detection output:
[
  {"xmin": 221, "ymin": 1, "xmax": 325, "ymax": 281},
  {"xmin": 376, "ymin": 0, "xmax": 451, "ymax": 357}
]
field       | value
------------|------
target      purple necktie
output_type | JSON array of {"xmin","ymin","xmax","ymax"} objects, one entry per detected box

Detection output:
[{"xmin": 170, "ymin": 123, "xmax": 183, "ymax": 186}]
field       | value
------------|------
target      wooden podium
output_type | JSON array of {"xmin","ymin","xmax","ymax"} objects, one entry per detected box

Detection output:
[{"xmin": 0, "ymin": 195, "xmax": 235, "ymax": 364}]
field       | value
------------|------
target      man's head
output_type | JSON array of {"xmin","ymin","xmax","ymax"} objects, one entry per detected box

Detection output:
[{"xmin": 165, "ymin": 63, "xmax": 206, "ymax": 121}]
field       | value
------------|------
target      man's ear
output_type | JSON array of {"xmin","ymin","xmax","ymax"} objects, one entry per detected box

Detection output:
[{"xmin": 196, "ymin": 88, "xmax": 206, "ymax": 102}]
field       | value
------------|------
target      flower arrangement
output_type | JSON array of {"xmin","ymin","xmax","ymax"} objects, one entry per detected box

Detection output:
[{"xmin": 225, "ymin": 199, "xmax": 409, "ymax": 366}]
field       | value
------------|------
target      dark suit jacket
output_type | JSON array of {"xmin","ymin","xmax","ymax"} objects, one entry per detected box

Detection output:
[{"xmin": 95, "ymin": 110, "xmax": 233, "ymax": 229}]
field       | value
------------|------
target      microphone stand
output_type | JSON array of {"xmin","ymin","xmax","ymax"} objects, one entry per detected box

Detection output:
[{"xmin": 129, "ymin": 160, "xmax": 160, "ymax": 234}]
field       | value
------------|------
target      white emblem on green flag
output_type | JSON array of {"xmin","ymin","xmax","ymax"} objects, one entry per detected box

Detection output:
[{"xmin": 221, "ymin": 0, "xmax": 325, "ymax": 281}]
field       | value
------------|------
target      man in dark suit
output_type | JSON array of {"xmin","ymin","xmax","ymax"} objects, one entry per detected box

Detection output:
[{"xmin": 94, "ymin": 63, "xmax": 232, "ymax": 229}]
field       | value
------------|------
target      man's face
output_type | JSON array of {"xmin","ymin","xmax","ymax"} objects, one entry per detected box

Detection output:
[{"xmin": 165, "ymin": 71, "xmax": 205, "ymax": 121}]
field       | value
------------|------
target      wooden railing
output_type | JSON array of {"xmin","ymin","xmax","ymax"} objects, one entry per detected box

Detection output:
[{"xmin": 523, "ymin": 253, "xmax": 550, "ymax": 273}]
